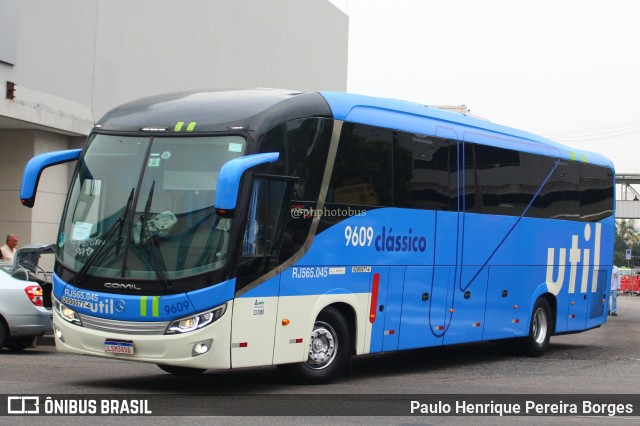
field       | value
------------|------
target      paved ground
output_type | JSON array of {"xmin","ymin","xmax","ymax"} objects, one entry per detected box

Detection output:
[{"xmin": 6, "ymin": 293, "xmax": 638, "ymax": 425}]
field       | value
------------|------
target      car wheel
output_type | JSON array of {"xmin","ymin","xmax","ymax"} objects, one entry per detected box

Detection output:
[
  {"xmin": 6, "ymin": 336, "xmax": 36, "ymax": 351},
  {"xmin": 0, "ymin": 320, "xmax": 7, "ymax": 349},
  {"xmin": 277, "ymin": 306, "xmax": 352, "ymax": 384},
  {"xmin": 157, "ymin": 364, "xmax": 207, "ymax": 375}
]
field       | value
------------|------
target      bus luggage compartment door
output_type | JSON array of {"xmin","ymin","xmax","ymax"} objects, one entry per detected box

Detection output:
[
  {"xmin": 442, "ymin": 266, "xmax": 488, "ymax": 346},
  {"xmin": 398, "ymin": 266, "xmax": 452, "ymax": 350},
  {"xmin": 586, "ymin": 268, "xmax": 608, "ymax": 330}
]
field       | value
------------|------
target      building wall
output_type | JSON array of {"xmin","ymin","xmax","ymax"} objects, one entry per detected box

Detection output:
[
  {"xmin": 0, "ymin": 130, "xmax": 84, "ymax": 247},
  {"xmin": 2, "ymin": 0, "xmax": 347, "ymax": 123},
  {"xmin": 91, "ymin": 0, "xmax": 348, "ymax": 117},
  {"xmin": 0, "ymin": 130, "xmax": 34, "ymax": 244},
  {"xmin": 0, "ymin": 0, "xmax": 348, "ymax": 246}
]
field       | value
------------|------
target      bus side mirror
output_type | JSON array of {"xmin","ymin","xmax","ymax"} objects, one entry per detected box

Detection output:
[
  {"xmin": 20, "ymin": 149, "xmax": 82, "ymax": 208},
  {"xmin": 214, "ymin": 152, "xmax": 279, "ymax": 217}
]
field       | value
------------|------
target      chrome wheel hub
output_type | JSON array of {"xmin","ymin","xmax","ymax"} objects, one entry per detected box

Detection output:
[
  {"xmin": 533, "ymin": 307, "xmax": 548, "ymax": 345},
  {"xmin": 306, "ymin": 321, "xmax": 337, "ymax": 370}
]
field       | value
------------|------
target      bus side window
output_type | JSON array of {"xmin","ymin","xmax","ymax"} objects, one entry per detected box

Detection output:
[
  {"xmin": 329, "ymin": 123, "xmax": 393, "ymax": 207},
  {"xmin": 242, "ymin": 178, "xmax": 292, "ymax": 257},
  {"xmin": 393, "ymin": 131, "xmax": 450, "ymax": 211}
]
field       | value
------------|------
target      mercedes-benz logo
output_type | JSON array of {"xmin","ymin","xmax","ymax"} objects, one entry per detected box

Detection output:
[{"xmin": 115, "ymin": 299, "xmax": 126, "ymax": 313}]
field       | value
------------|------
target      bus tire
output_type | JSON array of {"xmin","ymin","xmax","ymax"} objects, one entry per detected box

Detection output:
[
  {"xmin": 521, "ymin": 297, "xmax": 553, "ymax": 357},
  {"xmin": 277, "ymin": 307, "xmax": 352, "ymax": 385},
  {"xmin": 157, "ymin": 364, "xmax": 207, "ymax": 375}
]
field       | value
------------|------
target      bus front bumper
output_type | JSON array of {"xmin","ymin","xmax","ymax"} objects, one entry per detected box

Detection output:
[{"xmin": 51, "ymin": 304, "xmax": 233, "ymax": 370}]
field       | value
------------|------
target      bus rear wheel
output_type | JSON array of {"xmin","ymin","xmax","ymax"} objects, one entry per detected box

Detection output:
[
  {"xmin": 157, "ymin": 364, "xmax": 207, "ymax": 375},
  {"xmin": 521, "ymin": 298, "xmax": 553, "ymax": 356},
  {"xmin": 278, "ymin": 307, "xmax": 352, "ymax": 385}
]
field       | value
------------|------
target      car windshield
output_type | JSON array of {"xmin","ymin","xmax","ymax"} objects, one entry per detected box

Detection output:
[{"xmin": 58, "ymin": 134, "xmax": 246, "ymax": 281}]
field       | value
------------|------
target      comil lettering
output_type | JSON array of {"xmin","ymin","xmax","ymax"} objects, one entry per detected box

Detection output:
[{"xmin": 546, "ymin": 223, "xmax": 601, "ymax": 296}]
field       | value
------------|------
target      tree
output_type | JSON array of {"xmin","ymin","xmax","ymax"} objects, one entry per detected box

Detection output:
[{"xmin": 614, "ymin": 219, "xmax": 640, "ymax": 266}]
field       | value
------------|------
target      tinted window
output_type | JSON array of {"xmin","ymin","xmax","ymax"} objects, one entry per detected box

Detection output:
[
  {"xmin": 329, "ymin": 123, "xmax": 394, "ymax": 207},
  {"xmin": 537, "ymin": 160, "xmax": 580, "ymax": 220},
  {"xmin": 257, "ymin": 118, "xmax": 332, "ymax": 202},
  {"xmin": 256, "ymin": 118, "xmax": 333, "ymax": 258},
  {"xmin": 394, "ymin": 132, "xmax": 450, "ymax": 211},
  {"xmin": 325, "ymin": 122, "xmax": 613, "ymax": 223},
  {"xmin": 450, "ymin": 141, "xmax": 477, "ymax": 212},
  {"xmin": 468, "ymin": 145, "xmax": 540, "ymax": 217},
  {"xmin": 580, "ymin": 163, "xmax": 614, "ymax": 221}
]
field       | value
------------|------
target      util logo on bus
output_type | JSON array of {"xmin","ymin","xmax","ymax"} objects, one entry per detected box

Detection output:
[{"xmin": 546, "ymin": 223, "xmax": 602, "ymax": 296}]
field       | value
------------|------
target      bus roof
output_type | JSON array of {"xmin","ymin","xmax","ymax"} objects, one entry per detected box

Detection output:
[
  {"xmin": 95, "ymin": 89, "xmax": 331, "ymax": 136},
  {"xmin": 95, "ymin": 89, "xmax": 613, "ymax": 169},
  {"xmin": 320, "ymin": 91, "xmax": 614, "ymax": 169}
]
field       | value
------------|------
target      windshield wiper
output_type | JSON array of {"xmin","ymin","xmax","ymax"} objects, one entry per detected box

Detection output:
[
  {"xmin": 74, "ymin": 188, "xmax": 135, "ymax": 286},
  {"xmin": 140, "ymin": 224, "xmax": 172, "ymax": 292},
  {"xmin": 116, "ymin": 188, "xmax": 135, "ymax": 256},
  {"xmin": 138, "ymin": 181, "xmax": 174, "ymax": 292}
]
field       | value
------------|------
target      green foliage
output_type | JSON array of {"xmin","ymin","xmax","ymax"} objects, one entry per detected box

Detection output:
[{"xmin": 615, "ymin": 220, "xmax": 640, "ymax": 267}]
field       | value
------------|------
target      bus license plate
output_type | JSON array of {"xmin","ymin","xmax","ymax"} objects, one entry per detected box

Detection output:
[{"xmin": 105, "ymin": 339, "xmax": 135, "ymax": 355}]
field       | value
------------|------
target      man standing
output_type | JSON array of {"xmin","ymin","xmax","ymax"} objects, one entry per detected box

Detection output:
[
  {"xmin": 610, "ymin": 265, "xmax": 621, "ymax": 316},
  {"xmin": 0, "ymin": 234, "xmax": 18, "ymax": 265}
]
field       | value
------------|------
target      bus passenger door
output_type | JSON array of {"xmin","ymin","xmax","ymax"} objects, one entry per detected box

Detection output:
[{"xmin": 232, "ymin": 177, "xmax": 293, "ymax": 369}]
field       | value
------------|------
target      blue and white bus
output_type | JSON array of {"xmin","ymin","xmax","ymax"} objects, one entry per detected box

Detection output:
[{"xmin": 21, "ymin": 89, "xmax": 614, "ymax": 384}]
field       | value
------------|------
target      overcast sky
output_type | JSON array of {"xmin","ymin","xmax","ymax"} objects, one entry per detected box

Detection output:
[{"xmin": 331, "ymin": 0, "xmax": 640, "ymax": 172}]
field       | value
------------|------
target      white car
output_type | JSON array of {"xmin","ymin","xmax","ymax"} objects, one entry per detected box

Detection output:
[{"xmin": 0, "ymin": 244, "xmax": 53, "ymax": 351}]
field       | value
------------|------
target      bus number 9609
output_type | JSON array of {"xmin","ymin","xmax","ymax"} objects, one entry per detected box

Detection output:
[{"xmin": 344, "ymin": 226, "xmax": 374, "ymax": 247}]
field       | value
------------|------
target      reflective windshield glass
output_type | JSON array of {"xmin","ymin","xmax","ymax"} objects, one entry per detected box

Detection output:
[{"xmin": 58, "ymin": 134, "xmax": 246, "ymax": 280}]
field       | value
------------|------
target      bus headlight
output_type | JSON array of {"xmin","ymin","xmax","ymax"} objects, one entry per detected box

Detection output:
[
  {"xmin": 53, "ymin": 297, "xmax": 82, "ymax": 326},
  {"xmin": 165, "ymin": 303, "xmax": 227, "ymax": 335}
]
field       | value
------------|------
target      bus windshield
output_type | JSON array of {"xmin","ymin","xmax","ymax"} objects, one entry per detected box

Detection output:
[{"xmin": 58, "ymin": 134, "xmax": 246, "ymax": 281}]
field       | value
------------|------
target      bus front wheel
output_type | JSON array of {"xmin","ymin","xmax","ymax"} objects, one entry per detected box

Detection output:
[
  {"xmin": 277, "ymin": 307, "xmax": 352, "ymax": 384},
  {"xmin": 521, "ymin": 297, "xmax": 553, "ymax": 356}
]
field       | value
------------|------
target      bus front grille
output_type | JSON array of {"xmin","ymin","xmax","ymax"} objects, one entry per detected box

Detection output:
[{"xmin": 78, "ymin": 314, "xmax": 170, "ymax": 335}]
